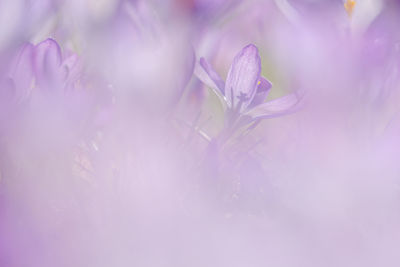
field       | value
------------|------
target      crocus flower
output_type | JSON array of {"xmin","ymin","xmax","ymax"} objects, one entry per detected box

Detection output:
[
  {"xmin": 0, "ymin": 38, "xmax": 99, "ymax": 147},
  {"xmin": 4, "ymin": 38, "xmax": 81, "ymax": 99},
  {"xmin": 3, "ymin": 38, "xmax": 83, "ymax": 120},
  {"xmin": 198, "ymin": 44, "xmax": 301, "ymax": 127}
]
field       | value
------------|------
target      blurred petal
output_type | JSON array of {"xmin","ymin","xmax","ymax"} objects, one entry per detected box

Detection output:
[
  {"xmin": 0, "ymin": 78, "xmax": 16, "ymax": 109},
  {"xmin": 225, "ymin": 44, "xmax": 261, "ymax": 111},
  {"xmin": 0, "ymin": 78, "xmax": 17, "ymax": 132},
  {"xmin": 199, "ymin": 57, "xmax": 225, "ymax": 94},
  {"xmin": 33, "ymin": 38, "xmax": 63, "ymax": 86},
  {"xmin": 173, "ymin": 45, "xmax": 195, "ymax": 105},
  {"xmin": 9, "ymin": 43, "xmax": 34, "ymax": 97},
  {"xmin": 247, "ymin": 76, "xmax": 272, "ymax": 109},
  {"xmin": 34, "ymin": 38, "xmax": 62, "ymax": 71},
  {"xmin": 245, "ymin": 92, "xmax": 300, "ymax": 120},
  {"xmin": 195, "ymin": 58, "xmax": 226, "ymax": 106}
]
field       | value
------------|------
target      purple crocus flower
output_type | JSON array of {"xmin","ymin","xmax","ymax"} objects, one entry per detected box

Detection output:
[
  {"xmin": 4, "ymin": 38, "xmax": 81, "ymax": 99},
  {"xmin": 199, "ymin": 44, "xmax": 300, "ymax": 126},
  {"xmin": 0, "ymin": 38, "xmax": 99, "ymax": 145},
  {"xmin": 0, "ymin": 38, "xmax": 82, "ymax": 123}
]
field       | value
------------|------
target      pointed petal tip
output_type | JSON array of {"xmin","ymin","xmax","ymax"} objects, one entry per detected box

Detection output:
[
  {"xmin": 244, "ymin": 43, "xmax": 258, "ymax": 50},
  {"xmin": 35, "ymin": 38, "xmax": 58, "ymax": 50},
  {"xmin": 35, "ymin": 38, "xmax": 62, "ymax": 54},
  {"xmin": 242, "ymin": 44, "xmax": 260, "ymax": 58},
  {"xmin": 241, "ymin": 44, "xmax": 261, "ymax": 64}
]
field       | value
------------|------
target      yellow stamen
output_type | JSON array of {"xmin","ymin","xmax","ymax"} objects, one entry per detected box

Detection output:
[{"xmin": 344, "ymin": 0, "xmax": 356, "ymax": 17}]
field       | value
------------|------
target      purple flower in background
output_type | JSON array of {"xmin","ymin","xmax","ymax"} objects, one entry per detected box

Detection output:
[
  {"xmin": 199, "ymin": 44, "xmax": 301, "ymax": 124},
  {"xmin": 5, "ymin": 38, "xmax": 81, "ymax": 99},
  {"xmin": 1, "ymin": 38, "xmax": 82, "ymax": 121},
  {"xmin": 0, "ymin": 38, "xmax": 98, "ymax": 143}
]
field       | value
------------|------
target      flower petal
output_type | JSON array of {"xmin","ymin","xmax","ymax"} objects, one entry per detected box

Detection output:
[
  {"xmin": 0, "ymin": 78, "xmax": 16, "ymax": 127},
  {"xmin": 195, "ymin": 58, "xmax": 226, "ymax": 106},
  {"xmin": 0, "ymin": 78, "xmax": 16, "ymax": 104},
  {"xmin": 33, "ymin": 38, "xmax": 63, "ymax": 87},
  {"xmin": 244, "ymin": 92, "xmax": 301, "ymax": 120},
  {"xmin": 199, "ymin": 57, "xmax": 225, "ymax": 95},
  {"xmin": 247, "ymin": 77, "xmax": 272, "ymax": 109},
  {"xmin": 225, "ymin": 44, "xmax": 261, "ymax": 111},
  {"xmin": 9, "ymin": 43, "xmax": 35, "ymax": 97},
  {"xmin": 34, "ymin": 38, "xmax": 62, "ymax": 71}
]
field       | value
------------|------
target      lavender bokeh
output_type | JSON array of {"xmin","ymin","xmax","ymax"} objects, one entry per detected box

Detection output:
[{"xmin": 1, "ymin": 0, "xmax": 400, "ymax": 266}]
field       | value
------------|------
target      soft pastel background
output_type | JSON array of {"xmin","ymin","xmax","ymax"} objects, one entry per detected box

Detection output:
[{"xmin": 1, "ymin": 0, "xmax": 400, "ymax": 266}]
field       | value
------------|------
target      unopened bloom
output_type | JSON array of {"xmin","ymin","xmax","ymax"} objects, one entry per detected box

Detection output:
[
  {"xmin": 4, "ymin": 38, "xmax": 81, "ymax": 99},
  {"xmin": 199, "ymin": 44, "xmax": 300, "ymax": 125},
  {"xmin": 0, "ymin": 38, "xmax": 98, "ymax": 143}
]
